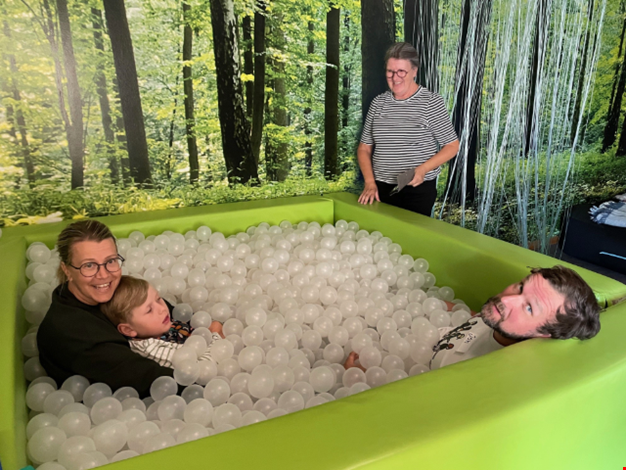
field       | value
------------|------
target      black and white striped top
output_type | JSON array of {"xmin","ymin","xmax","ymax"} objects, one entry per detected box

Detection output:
[{"xmin": 360, "ymin": 88, "xmax": 458, "ymax": 184}]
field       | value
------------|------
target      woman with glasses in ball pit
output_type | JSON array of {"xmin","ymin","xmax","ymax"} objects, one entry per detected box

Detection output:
[
  {"xmin": 37, "ymin": 220, "xmax": 179, "ymax": 398},
  {"xmin": 358, "ymin": 42, "xmax": 460, "ymax": 216}
]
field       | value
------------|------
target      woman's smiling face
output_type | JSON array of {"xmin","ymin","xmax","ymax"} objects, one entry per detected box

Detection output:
[
  {"xmin": 62, "ymin": 238, "xmax": 122, "ymax": 305},
  {"xmin": 386, "ymin": 58, "xmax": 418, "ymax": 99}
]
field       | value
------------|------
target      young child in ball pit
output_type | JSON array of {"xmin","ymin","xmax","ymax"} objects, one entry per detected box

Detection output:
[{"xmin": 101, "ymin": 275, "xmax": 224, "ymax": 368}]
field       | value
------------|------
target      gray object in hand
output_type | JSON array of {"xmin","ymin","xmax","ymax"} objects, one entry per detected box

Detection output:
[{"xmin": 390, "ymin": 168, "xmax": 415, "ymax": 196}]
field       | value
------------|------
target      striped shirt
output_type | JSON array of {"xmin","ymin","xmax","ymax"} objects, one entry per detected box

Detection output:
[
  {"xmin": 360, "ymin": 88, "xmax": 458, "ymax": 184},
  {"xmin": 129, "ymin": 332, "xmax": 221, "ymax": 368}
]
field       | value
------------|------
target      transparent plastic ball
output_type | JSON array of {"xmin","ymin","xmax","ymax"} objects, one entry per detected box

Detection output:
[
  {"xmin": 388, "ymin": 337, "xmax": 411, "ymax": 359},
  {"xmin": 203, "ymin": 378, "xmax": 231, "ymax": 406},
  {"xmin": 26, "ymin": 383, "xmax": 56, "ymax": 412},
  {"xmin": 358, "ymin": 345, "xmax": 382, "ymax": 369},
  {"xmin": 174, "ymin": 359, "xmax": 200, "ymax": 386},
  {"xmin": 429, "ymin": 309, "xmax": 451, "ymax": 328},
  {"xmin": 308, "ymin": 366, "xmax": 335, "ymax": 393},
  {"xmin": 116, "ymin": 409, "xmax": 146, "ymax": 431},
  {"xmin": 247, "ymin": 369, "xmax": 275, "ymax": 399},
  {"xmin": 112, "ymin": 386, "xmax": 139, "ymax": 403},
  {"xmin": 110, "ymin": 450, "xmax": 140, "ymax": 463},
  {"xmin": 57, "ymin": 435, "xmax": 96, "ymax": 468},
  {"xmin": 43, "ymin": 390, "xmax": 75, "ymax": 416},
  {"xmin": 57, "ymin": 412, "xmax": 90, "ymax": 437},
  {"xmin": 28, "ymin": 426, "xmax": 67, "ymax": 463},
  {"xmin": 238, "ymin": 346, "xmax": 264, "ymax": 372},
  {"xmin": 150, "ymin": 376, "xmax": 178, "ymax": 402},
  {"xmin": 176, "ymin": 423, "xmax": 209, "ymax": 444},
  {"xmin": 57, "ymin": 403, "xmax": 89, "ymax": 418},
  {"xmin": 451, "ymin": 310, "xmax": 471, "ymax": 327},
  {"xmin": 90, "ymin": 397, "xmax": 122, "ymax": 425},
  {"xmin": 365, "ymin": 366, "xmax": 388, "ymax": 388},
  {"xmin": 183, "ymin": 398, "xmax": 214, "ymax": 427},
  {"xmin": 242, "ymin": 410, "xmax": 267, "ymax": 426},
  {"xmin": 387, "ymin": 369, "xmax": 409, "ymax": 382},
  {"xmin": 92, "ymin": 419, "xmax": 128, "ymax": 455},
  {"xmin": 24, "ymin": 357, "xmax": 47, "ymax": 382},
  {"xmin": 26, "ymin": 413, "xmax": 59, "ymax": 440},
  {"xmin": 212, "ymin": 403, "xmax": 242, "ymax": 428},
  {"xmin": 157, "ymin": 395, "xmax": 187, "ymax": 422},
  {"xmin": 127, "ymin": 421, "xmax": 160, "ymax": 453},
  {"xmin": 227, "ymin": 392, "xmax": 254, "ymax": 412}
]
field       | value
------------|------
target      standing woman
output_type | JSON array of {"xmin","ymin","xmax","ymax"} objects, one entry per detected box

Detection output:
[{"xmin": 358, "ymin": 42, "xmax": 459, "ymax": 216}]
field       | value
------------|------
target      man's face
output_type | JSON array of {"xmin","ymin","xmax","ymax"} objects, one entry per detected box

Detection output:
[{"xmin": 480, "ymin": 273, "xmax": 566, "ymax": 340}]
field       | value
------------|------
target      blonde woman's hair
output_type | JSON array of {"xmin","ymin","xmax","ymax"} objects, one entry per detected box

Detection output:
[
  {"xmin": 56, "ymin": 220, "xmax": 116, "ymax": 283},
  {"xmin": 101, "ymin": 275, "xmax": 149, "ymax": 326}
]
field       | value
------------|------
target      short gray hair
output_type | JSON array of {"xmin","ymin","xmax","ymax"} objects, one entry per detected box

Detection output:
[{"xmin": 384, "ymin": 42, "xmax": 419, "ymax": 70}]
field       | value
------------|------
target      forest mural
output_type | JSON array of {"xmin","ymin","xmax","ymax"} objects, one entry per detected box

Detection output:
[{"xmin": 1, "ymin": 0, "xmax": 625, "ymax": 252}]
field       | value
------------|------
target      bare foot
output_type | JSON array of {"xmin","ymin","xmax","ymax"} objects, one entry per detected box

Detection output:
[{"xmin": 344, "ymin": 352, "xmax": 366, "ymax": 372}]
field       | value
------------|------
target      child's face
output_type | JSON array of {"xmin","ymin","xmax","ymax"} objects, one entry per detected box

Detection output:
[{"xmin": 121, "ymin": 286, "xmax": 172, "ymax": 339}]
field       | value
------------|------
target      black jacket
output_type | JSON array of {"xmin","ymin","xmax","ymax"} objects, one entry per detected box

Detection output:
[{"xmin": 37, "ymin": 283, "xmax": 175, "ymax": 398}]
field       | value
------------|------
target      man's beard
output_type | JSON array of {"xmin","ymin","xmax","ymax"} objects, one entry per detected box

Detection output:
[{"xmin": 480, "ymin": 295, "xmax": 536, "ymax": 341}]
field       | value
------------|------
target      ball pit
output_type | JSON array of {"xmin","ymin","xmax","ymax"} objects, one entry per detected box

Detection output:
[{"xmin": 2, "ymin": 193, "xmax": 626, "ymax": 470}]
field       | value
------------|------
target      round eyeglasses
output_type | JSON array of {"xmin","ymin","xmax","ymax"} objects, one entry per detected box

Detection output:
[
  {"xmin": 386, "ymin": 69, "xmax": 409, "ymax": 78},
  {"xmin": 69, "ymin": 256, "xmax": 125, "ymax": 278}
]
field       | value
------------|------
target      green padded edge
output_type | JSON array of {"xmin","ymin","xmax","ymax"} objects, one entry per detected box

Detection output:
[
  {"xmin": 0, "ymin": 195, "xmax": 335, "ymax": 247},
  {"xmin": 2, "ymin": 193, "xmax": 626, "ymax": 470},
  {"xmin": 327, "ymin": 193, "xmax": 626, "ymax": 307},
  {"xmin": 0, "ymin": 238, "xmax": 28, "ymax": 470}
]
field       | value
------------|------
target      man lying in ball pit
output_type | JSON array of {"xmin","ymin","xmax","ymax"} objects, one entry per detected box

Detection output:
[
  {"xmin": 37, "ymin": 220, "xmax": 185, "ymax": 398},
  {"xmin": 345, "ymin": 265, "xmax": 601, "ymax": 371},
  {"xmin": 101, "ymin": 275, "xmax": 224, "ymax": 367}
]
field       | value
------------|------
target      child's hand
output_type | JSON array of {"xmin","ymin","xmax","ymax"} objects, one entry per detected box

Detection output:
[{"xmin": 209, "ymin": 321, "xmax": 225, "ymax": 338}]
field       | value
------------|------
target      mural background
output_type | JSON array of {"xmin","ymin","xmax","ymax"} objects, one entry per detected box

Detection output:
[{"xmin": 1, "ymin": 0, "xmax": 625, "ymax": 251}]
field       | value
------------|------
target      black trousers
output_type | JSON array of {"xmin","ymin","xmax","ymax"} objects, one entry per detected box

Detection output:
[{"xmin": 376, "ymin": 179, "xmax": 437, "ymax": 217}]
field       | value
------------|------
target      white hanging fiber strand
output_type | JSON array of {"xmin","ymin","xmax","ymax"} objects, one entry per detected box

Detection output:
[{"xmin": 429, "ymin": 0, "xmax": 606, "ymax": 252}]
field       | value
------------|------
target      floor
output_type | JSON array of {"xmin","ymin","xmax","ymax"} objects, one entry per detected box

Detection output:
[{"xmin": 548, "ymin": 246, "xmax": 626, "ymax": 284}]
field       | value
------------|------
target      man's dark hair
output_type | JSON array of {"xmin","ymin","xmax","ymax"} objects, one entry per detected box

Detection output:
[{"xmin": 533, "ymin": 266, "xmax": 601, "ymax": 340}]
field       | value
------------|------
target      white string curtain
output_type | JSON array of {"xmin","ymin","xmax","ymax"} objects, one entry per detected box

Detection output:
[{"xmin": 420, "ymin": 0, "xmax": 606, "ymax": 251}]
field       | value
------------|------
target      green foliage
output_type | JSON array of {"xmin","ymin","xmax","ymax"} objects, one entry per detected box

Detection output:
[
  {"xmin": 435, "ymin": 149, "xmax": 626, "ymax": 245},
  {"xmin": 0, "ymin": 172, "xmax": 359, "ymax": 226}
]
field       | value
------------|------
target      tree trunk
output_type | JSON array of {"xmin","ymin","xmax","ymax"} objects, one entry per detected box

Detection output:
[
  {"xmin": 42, "ymin": 0, "xmax": 71, "ymax": 148},
  {"xmin": 616, "ymin": 99, "xmax": 626, "ymax": 155},
  {"xmin": 183, "ymin": 2, "xmax": 199, "ymax": 184},
  {"xmin": 103, "ymin": 0, "xmax": 152, "ymax": 186},
  {"xmin": 1, "ymin": 16, "xmax": 35, "ymax": 187},
  {"xmin": 304, "ymin": 20, "xmax": 314, "ymax": 176},
  {"xmin": 266, "ymin": 17, "xmax": 289, "ymax": 182},
  {"xmin": 56, "ymin": 0, "xmax": 84, "ymax": 189},
  {"xmin": 111, "ymin": 78, "xmax": 131, "ymax": 185},
  {"xmin": 607, "ymin": 3, "xmax": 626, "ymax": 127},
  {"xmin": 243, "ymin": 14, "xmax": 253, "ymax": 117},
  {"xmin": 604, "ymin": 16, "xmax": 626, "ymax": 152},
  {"xmin": 341, "ymin": 13, "xmax": 350, "ymax": 129},
  {"xmin": 570, "ymin": 0, "xmax": 595, "ymax": 144},
  {"xmin": 324, "ymin": 5, "xmax": 340, "ymax": 179},
  {"xmin": 166, "ymin": 73, "xmax": 179, "ymax": 181},
  {"xmin": 525, "ymin": 0, "xmax": 550, "ymax": 157},
  {"xmin": 91, "ymin": 7, "xmax": 119, "ymax": 184},
  {"xmin": 251, "ymin": 1, "xmax": 266, "ymax": 166},
  {"xmin": 404, "ymin": 0, "xmax": 439, "ymax": 92},
  {"xmin": 446, "ymin": 0, "xmax": 492, "ymax": 204},
  {"xmin": 361, "ymin": 0, "xmax": 395, "ymax": 122},
  {"xmin": 208, "ymin": 0, "xmax": 258, "ymax": 184},
  {"xmin": 603, "ymin": 40, "xmax": 626, "ymax": 152}
]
